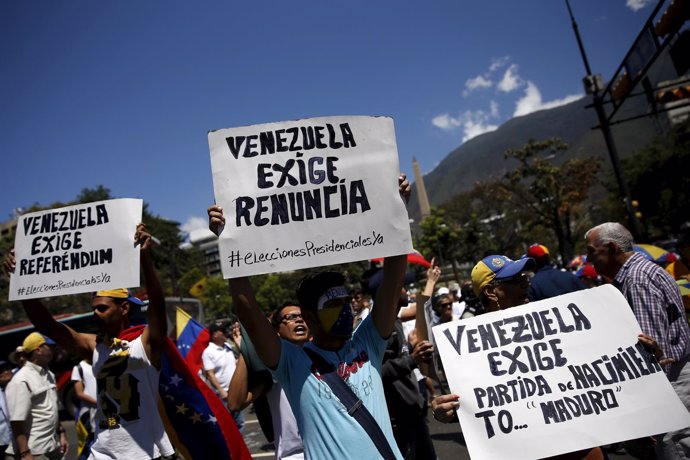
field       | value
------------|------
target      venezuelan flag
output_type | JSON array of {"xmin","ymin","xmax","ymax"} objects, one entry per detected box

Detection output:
[
  {"xmin": 176, "ymin": 307, "xmax": 209, "ymax": 374},
  {"xmin": 160, "ymin": 338, "xmax": 251, "ymax": 460}
]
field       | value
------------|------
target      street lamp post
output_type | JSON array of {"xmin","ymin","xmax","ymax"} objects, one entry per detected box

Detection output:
[{"xmin": 565, "ymin": 0, "xmax": 645, "ymax": 241}]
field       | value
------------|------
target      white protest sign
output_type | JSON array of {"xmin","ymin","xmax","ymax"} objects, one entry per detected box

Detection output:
[
  {"xmin": 433, "ymin": 285, "xmax": 690, "ymax": 460},
  {"xmin": 208, "ymin": 115, "xmax": 413, "ymax": 277},
  {"xmin": 10, "ymin": 199, "xmax": 143, "ymax": 300}
]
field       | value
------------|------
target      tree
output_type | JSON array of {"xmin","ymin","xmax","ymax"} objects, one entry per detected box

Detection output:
[
  {"xmin": 142, "ymin": 205, "xmax": 205, "ymax": 297},
  {"xmin": 415, "ymin": 209, "xmax": 463, "ymax": 282},
  {"xmin": 443, "ymin": 178, "xmax": 528, "ymax": 263},
  {"xmin": 502, "ymin": 138, "xmax": 601, "ymax": 263},
  {"xmin": 614, "ymin": 120, "xmax": 690, "ymax": 240}
]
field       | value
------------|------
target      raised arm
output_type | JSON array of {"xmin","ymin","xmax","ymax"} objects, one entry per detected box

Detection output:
[
  {"xmin": 227, "ymin": 322, "xmax": 264, "ymax": 410},
  {"xmin": 416, "ymin": 258, "xmax": 441, "ymax": 342},
  {"xmin": 3, "ymin": 250, "xmax": 95, "ymax": 360},
  {"xmin": 208, "ymin": 205, "xmax": 282, "ymax": 369},
  {"xmin": 138, "ymin": 224, "xmax": 167, "ymax": 368},
  {"xmin": 372, "ymin": 173, "xmax": 411, "ymax": 338}
]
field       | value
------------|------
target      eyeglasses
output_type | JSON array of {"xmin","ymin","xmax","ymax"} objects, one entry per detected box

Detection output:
[
  {"xmin": 280, "ymin": 313, "xmax": 303, "ymax": 323},
  {"xmin": 494, "ymin": 273, "xmax": 530, "ymax": 286},
  {"xmin": 437, "ymin": 302, "xmax": 453, "ymax": 310}
]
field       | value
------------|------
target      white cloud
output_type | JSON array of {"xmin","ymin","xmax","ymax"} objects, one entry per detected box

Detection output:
[
  {"xmin": 432, "ymin": 105, "xmax": 500, "ymax": 143},
  {"xmin": 432, "ymin": 113, "xmax": 462, "ymax": 130},
  {"xmin": 626, "ymin": 0, "xmax": 653, "ymax": 11},
  {"xmin": 180, "ymin": 216, "xmax": 208, "ymax": 234},
  {"xmin": 497, "ymin": 64, "xmax": 521, "ymax": 93},
  {"xmin": 489, "ymin": 56, "xmax": 510, "ymax": 72},
  {"xmin": 462, "ymin": 118, "xmax": 499, "ymax": 142},
  {"xmin": 463, "ymin": 75, "xmax": 493, "ymax": 96},
  {"xmin": 490, "ymin": 100, "xmax": 499, "ymax": 118},
  {"xmin": 513, "ymin": 81, "xmax": 583, "ymax": 117}
]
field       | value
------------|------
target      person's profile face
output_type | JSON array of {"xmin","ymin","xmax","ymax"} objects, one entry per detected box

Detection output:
[
  {"xmin": 585, "ymin": 231, "xmax": 613, "ymax": 277},
  {"xmin": 493, "ymin": 273, "xmax": 530, "ymax": 309}
]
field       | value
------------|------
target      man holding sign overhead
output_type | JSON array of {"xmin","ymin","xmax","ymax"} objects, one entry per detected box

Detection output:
[
  {"xmin": 4, "ymin": 219, "xmax": 176, "ymax": 460},
  {"xmin": 208, "ymin": 172, "xmax": 410, "ymax": 459}
]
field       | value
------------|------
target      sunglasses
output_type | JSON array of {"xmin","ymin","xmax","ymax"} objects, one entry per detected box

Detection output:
[
  {"xmin": 493, "ymin": 272, "xmax": 530, "ymax": 286},
  {"xmin": 280, "ymin": 312, "xmax": 303, "ymax": 323}
]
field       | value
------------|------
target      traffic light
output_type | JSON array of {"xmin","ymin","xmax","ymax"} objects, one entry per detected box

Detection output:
[
  {"xmin": 631, "ymin": 200, "xmax": 642, "ymax": 220},
  {"xmin": 656, "ymin": 84, "xmax": 690, "ymax": 103},
  {"xmin": 654, "ymin": 0, "xmax": 690, "ymax": 37}
]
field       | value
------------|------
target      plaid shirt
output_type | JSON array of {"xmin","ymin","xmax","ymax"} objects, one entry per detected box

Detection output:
[{"xmin": 614, "ymin": 252, "xmax": 690, "ymax": 369}]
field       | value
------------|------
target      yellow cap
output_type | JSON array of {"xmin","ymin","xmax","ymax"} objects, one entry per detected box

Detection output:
[
  {"xmin": 95, "ymin": 288, "xmax": 129, "ymax": 299},
  {"xmin": 22, "ymin": 332, "xmax": 54, "ymax": 353}
]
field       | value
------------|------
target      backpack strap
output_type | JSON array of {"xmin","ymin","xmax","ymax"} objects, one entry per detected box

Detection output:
[{"xmin": 303, "ymin": 347, "xmax": 397, "ymax": 460}]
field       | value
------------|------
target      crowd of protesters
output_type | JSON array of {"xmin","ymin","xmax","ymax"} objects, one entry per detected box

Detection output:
[{"xmin": 1, "ymin": 172, "xmax": 689, "ymax": 460}]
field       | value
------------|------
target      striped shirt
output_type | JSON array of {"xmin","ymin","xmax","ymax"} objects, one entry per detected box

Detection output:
[{"xmin": 614, "ymin": 252, "xmax": 690, "ymax": 369}]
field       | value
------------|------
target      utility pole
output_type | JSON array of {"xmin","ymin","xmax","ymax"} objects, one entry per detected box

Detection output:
[{"xmin": 565, "ymin": 0, "xmax": 645, "ymax": 241}]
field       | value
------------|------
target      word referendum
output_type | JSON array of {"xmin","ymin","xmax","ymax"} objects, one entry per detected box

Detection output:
[{"xmin": 20, "ymin": 249, "xmax": 113, "ymax": 275}]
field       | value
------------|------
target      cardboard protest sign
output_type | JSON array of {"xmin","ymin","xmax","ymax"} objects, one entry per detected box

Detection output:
[
  {"xmin": 433, "ymin": 284, "xmax": 690, "ymax": 460},
  {"xmin": 9, "ymin": 199, "xmax": 143, "ymax": 300},
  {"xmin": 208, "ymin": 116, "xmax": 413, "ymax": 277}
]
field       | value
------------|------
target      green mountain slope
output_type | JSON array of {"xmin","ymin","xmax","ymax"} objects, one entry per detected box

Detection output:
[{"xmin": 409, "ymin": 95, "xmax": 658, "ymax": 220}]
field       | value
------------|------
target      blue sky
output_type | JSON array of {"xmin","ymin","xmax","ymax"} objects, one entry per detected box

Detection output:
[{"xmin": 1, "ymin": 0, "xmax": 658, "ymax": 237}]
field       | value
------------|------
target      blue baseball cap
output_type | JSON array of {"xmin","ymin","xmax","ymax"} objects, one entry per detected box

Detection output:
[{"xmin": 471, "ymin": 255, "xmax": 535, "ymax": 296}]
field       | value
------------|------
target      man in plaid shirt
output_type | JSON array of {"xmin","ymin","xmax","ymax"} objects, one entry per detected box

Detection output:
[{"xmin": 586, "ymin": 222, "xmax": 690, "ymax": 459}]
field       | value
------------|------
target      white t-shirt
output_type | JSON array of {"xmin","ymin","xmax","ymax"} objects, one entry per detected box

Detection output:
[
  {"xmin": 71, "ymin": 360, "xmax": 97, "ymax": 401},
  {"xmin": 201, "ymin": 342, "xmax": 236, "ymax": 391},
  {"xmin": 72, "ymin": 360, "xmax": 97, "ymax": 430},
  {"xmin": 266, "ymin": 380, "xmax": 304, "ymax": 460},
  {"xmin": 91, "ymin": 336, "xmax": 174, "ymax": 460}
]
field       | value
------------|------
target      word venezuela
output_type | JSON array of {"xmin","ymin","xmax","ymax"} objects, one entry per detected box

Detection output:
[
  {"xmin": 19, "ymin": 204, "xmax": 112, "ymax": 275},
  {"xmin": 442, "ymin": 304, "xmax": 591, "ymax": 376},
  {"xmin": 225, "ymin": 122, "xmax": 371, "ymax": 228}
]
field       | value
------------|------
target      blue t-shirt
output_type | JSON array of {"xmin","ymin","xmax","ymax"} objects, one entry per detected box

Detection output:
[{"xmin": 271, "ymin": 316, "xmax": 403, "ymax": 460}]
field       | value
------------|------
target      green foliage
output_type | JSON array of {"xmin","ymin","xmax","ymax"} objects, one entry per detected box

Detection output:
[
  {"xmin": 502, "ymin": 138, "xmax": 601, "ymax": 262},
  {"xmin": 415, "ymin": 209, "xmax": 461, "ymax": 265},
  {"xmin": 198, "ymin": 276, "xmax": 233, "ymax": 321},
  {"xmin": 442, "ymin": 178, "xmax": 526, "ymax": 261},
  {"xmin": 616, "ymin": 120, "xmax": 690, "ymax": 240},
  {"xmin": 418, "ymin": 138, "xmax": 603, "ymax": 269},
  {"xmin": 142, "ymin": 204, "xmax": 205, "ymax": 296}
]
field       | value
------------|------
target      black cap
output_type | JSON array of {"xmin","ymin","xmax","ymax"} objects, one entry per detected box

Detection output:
[
  {"xmin": 208, "ymin": 323, "xmax": 226, "ymax": 334},
  {"xmin": 297, "ymin": 271, "xmax": 346, "ymax": 311}
]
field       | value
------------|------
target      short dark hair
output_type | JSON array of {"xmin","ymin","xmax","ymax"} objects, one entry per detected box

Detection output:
[
  {"xmin": 296, "ymin": 271, "xmax": 346, "ymax": 311},
  {"xmin": 432, "ymin": 293, "xmax": 452, "ymax": 312},
  {"xmin": 271, "ymin": 303, "xmax": 300, "ymax": 329}
]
